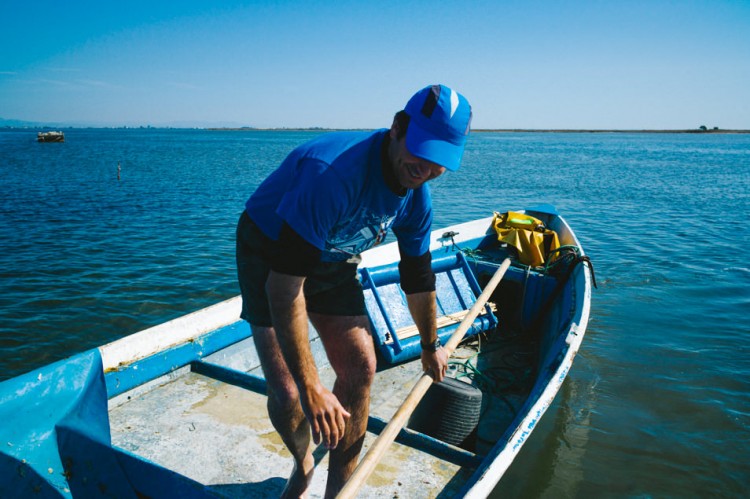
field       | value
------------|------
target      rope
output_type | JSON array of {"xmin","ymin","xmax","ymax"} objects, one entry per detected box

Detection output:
[{"xmin": 449, "ymin": 332, "xmax": 534, "ymax": 421}]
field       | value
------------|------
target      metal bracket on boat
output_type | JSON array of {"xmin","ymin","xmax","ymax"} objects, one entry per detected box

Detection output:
[
  {"xmin": 438, "ymin": 231, "xmax": 459, "ymax": 247},
  {"xmin": 360, "ymin": 267, "xmax": 406, "ymax": 354}
]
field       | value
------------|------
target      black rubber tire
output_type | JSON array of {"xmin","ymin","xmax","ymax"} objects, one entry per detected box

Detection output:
[{"xmin": 407, "ymin": 376, "xmax": 483, "ymax": 446}]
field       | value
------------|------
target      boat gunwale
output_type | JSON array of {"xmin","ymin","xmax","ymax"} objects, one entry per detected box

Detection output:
[{"xmin": 99, "ymin": 296, "xmax": 243, "ymax": 373}]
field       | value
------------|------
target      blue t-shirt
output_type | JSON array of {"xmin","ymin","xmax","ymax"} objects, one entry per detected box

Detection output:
[{"xmin": 245, "ymin": 130, "xmax": 432, "ymax": 263}]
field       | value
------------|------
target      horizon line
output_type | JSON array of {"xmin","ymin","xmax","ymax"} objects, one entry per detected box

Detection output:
[{"xmin": 3, "ymin": 125, "xmax": 749, "ymax": 134}]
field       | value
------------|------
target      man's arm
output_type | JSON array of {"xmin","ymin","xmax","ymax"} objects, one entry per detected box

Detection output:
[
  {"xmin": 398, "ymin": 245, "xmax": 447, "ymax": 382},
  {"xmin": 264, "ymin": 221, "xmax": 351, "ymax": 450},
  {"xmin": 405, "ymin": 290, "xmax": 448, "ymax": 382},
  {"xmin": 265, "ymin": 270, "xmax": 350, "ymax": 449}
]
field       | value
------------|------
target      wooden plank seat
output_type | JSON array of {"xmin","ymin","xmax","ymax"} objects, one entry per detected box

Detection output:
[{"xmin": 389, "ymin": 304, "xmax": 498, "ymax": 344}]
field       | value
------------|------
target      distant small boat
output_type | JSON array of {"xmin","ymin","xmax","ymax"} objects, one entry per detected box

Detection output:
[{"xmin": 37, "ymin": 131, "xmax": 65, "ymax": 142}]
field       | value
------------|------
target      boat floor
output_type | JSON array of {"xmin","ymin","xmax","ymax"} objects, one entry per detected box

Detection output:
[{"xmin": 108, "ymin": 333, "xmax": 533, "ymax": 498}]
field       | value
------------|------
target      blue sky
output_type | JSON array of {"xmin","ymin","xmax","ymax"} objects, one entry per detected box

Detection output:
[{"xmin": 1, "ymin": 0, "xmax": 748, "ymax": 129}]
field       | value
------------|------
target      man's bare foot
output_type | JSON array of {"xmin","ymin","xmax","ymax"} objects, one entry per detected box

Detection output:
[{"xmin": 280, "ymin": 453, "xmax": 315, "ymax": 499}]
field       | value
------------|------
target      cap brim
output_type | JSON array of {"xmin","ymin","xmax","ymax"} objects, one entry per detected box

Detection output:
[{"xmin": 405, "ymin": 124, "xmax": 465, "ymax": 172}]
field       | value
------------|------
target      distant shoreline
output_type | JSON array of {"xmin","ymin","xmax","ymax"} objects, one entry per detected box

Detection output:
[{"xmin": 2, "ymin": 125, "xmax": 748, "ymax": 134}]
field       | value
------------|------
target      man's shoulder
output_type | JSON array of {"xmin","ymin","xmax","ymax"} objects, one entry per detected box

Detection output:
[{"xmin": 298, "ymin": 129, "xmax": 386, "ymax": 164}]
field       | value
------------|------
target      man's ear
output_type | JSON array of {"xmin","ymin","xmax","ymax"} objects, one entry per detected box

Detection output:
[{"xmin": 389, "ymin": 119, "xmax": 399, "ymax": 139}]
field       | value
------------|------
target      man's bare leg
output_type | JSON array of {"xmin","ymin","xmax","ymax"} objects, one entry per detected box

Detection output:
[
  {"xmin": 252, "ymin": 325, "xmax": 315, "ymax": 498},
  {"xmin": 310, "ymin": 314, "xmax": 377, "ymax": 499}
]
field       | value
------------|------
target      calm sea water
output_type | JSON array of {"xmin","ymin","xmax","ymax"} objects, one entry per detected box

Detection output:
[{"xmin": 1, "ymin": 129, "xmax": 748, "ymax": 497}]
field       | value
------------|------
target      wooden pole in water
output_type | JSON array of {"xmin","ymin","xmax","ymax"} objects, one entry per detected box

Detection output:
[{"xmin": 336, "ymin": 257, "xmax": 512, "ymax": 499}]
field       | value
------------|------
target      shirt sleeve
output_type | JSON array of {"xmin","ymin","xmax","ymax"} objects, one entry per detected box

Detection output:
[
  {"xmin": 392, "ymin": 184, "xmax": 433, "ymax": 257},
  {"xmin": 393, "ymin": 185, "xmax": 435, "ymax": 293},
  {"xmin": 398, "ymin": 247, "xmax": 436, "ymax": 294}
]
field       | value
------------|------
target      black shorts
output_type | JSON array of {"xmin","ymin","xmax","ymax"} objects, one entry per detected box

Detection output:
[{"xmin": 235, "ymin": 211, "xmax": 367, "ymax": 327}]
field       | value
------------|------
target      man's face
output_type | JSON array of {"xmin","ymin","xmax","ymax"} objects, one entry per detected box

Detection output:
[{"xmin": 389, "ymin": 127, "xmax": 446, "ymax": 190}]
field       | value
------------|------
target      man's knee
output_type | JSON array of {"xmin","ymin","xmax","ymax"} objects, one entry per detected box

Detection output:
[
  {"xmin": 338, "ymin": 348, "xmax": 377, "ymax": 392},
  {"xmin": 267, "ymin": 382, "xmax": 301, "ymax": 412},
  {"xmin": 251, "ymin": 325, "xmax": 301, "ymax": 410}
]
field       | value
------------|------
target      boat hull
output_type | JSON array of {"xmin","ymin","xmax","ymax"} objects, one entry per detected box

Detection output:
[{"xmin": 37, "ymin": 131, "xmax": 65, "ymax": 143}]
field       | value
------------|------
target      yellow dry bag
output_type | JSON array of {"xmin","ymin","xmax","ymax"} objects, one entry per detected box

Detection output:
[{"xmin": 492, "ymin": 211, "xmax": 561, "ymax": 267}]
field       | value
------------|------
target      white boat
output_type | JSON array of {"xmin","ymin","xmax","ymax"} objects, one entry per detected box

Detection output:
[
  {"xmin": 37, "ymin": 131, "xmax": 65, "ymax": 143},
  {"xmin": 0, "ymin": 205, "xmax": 594, "ymax": 498}
]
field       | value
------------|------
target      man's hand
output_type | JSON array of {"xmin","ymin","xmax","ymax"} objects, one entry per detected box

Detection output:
[
  {"xmin": 301, "ymin": 384, "xmax": 351, "ymax": 449},
  {"xmin": 421, "ymin": 346, "xmax": 448, "ymax": 382}
]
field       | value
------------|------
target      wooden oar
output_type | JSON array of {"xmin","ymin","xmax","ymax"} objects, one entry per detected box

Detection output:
[{"xmin": 337, "ymin": 258, "xmax": 512, "ymax": 499}]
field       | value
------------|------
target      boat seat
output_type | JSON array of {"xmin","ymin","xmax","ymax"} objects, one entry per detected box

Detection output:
[{"xmin": 361, "ymin": 251, "xmax": 498, "ymax": 364}]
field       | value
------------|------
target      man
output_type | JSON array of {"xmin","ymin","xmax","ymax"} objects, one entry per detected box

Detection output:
[{"xmin": 236, "ymin": 84, "xmax": 472, "ymax": 498}]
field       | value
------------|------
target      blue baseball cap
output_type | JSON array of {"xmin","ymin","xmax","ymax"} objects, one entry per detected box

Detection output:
[{"xmin": 404, "ymin": 84, "xmax": 472, "ymax": 172}]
